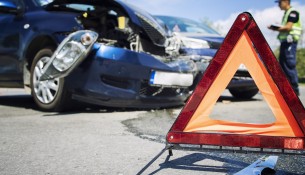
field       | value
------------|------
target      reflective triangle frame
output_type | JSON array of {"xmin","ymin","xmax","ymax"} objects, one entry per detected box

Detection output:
[{"xmin": 166, "ymin": 12, "xmax": 305, "ymax": 150}]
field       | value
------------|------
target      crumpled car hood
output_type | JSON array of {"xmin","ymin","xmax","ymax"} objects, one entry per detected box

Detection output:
[{"xmin": 47, "ymin": 0, "xmax": 170, "ymax": 47}]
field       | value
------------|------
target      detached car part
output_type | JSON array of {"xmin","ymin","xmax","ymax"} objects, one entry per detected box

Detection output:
[{"xmin": 40, "ymin": 30, "xmax": 98, "ymax": 81}]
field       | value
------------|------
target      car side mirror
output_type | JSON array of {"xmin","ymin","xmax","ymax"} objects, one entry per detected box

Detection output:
[{"xmin": 0, "ymin": 1, "xmax": 23, "ymax": 15}]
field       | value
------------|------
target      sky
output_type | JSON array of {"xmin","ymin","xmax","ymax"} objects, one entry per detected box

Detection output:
[{"xmin": 124, "ymin": 0, "xmax": 305, "ymax": 49}]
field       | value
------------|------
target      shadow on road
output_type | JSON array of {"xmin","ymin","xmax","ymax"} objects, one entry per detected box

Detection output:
[
  {"xmin": 0, "ymin": 94, "xmax": 39, "ymax": 110},
  {"xmin": 0, "ymin": 93, "xmax": 262, "ymax": 114},
  {"xmin": 138, "ymin": 151, "xmax": 300, "ymax": 175},
  {"xmin": 217, "ymin": 94, "xmax": 261, "ymax": 102},
  {"xmin": 0, "ymin": 94, "xmax": 150, "ymax": 114},
  {"xmin": 137, "ymin": 152, "xmax": 247, "ymax": 175}
]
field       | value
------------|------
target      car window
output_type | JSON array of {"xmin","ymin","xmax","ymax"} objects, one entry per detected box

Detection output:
[
  {"xmin": 34, "ymin": 0, "xmax": 54, "ymax": 6},
  {"xmin": 0, "ymin": 0, "xmax": 25, "ymax": 12},
  {"xmin": 7, "ymin": 0, "xmax": 19, "ymax": 4},
  {"xmin": 3, "ymin": 0, "xmax": 22, "ymax": 6},
  {"xmin": 156, "ymin": 16, "xmax": 219, "ymax": 35},
  {"xmin": 65, "ymin": 4, "xmax": 95, "ymax": 11},
  {"xmin": 43, "ymin": 2, "xmax": 95, "ymax": 12}
]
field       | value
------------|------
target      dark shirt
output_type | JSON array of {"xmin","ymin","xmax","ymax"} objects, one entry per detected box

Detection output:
[{"xmin": 287, "ymin": 10, "xmax": 299, "ymax": 23}]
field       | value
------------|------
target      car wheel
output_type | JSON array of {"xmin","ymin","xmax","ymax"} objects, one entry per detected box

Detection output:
[
  {"xmin": 30, "ymin": 48, "xmax": 70, "ymax": 111},
  {"xmin": 228, "ymin": 88, "xmax": 259, "ymax": 99}
]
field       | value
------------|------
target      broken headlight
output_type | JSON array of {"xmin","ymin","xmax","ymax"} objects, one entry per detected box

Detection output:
[{"xmin": 40, "ymin": 30, "xmax": 98, "ymax": 81}]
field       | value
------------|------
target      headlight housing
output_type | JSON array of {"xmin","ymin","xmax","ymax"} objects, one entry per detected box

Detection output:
[
  {"xmin": 180, "ymin": 37, "xmax": 210, "ymax": 49},
  {"xmin": 52, "ymin": 41, "xmax": 86, "ymax": 72},
  {"xmin": 40, "ymin": 30, "xmax": 98, "ymax": 81}
]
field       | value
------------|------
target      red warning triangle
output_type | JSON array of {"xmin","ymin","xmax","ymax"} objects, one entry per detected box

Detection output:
[{"xmin": 167, "ymin": 12, "xmax": 305, "ymax": 150}]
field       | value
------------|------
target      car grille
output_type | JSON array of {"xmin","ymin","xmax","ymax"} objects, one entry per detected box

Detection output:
[
  {"xmin": 140, "ymin": 82, "xmax": 187, "ymax": 97},
  {"xmin": 101, "ymin": 75, "xmax": 130, "ymax": 89}
]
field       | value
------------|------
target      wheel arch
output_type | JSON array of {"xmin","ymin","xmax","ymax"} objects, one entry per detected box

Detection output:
[{"xmin": 23, "ymin": 35, "xmax": 58, "ymax": 88}]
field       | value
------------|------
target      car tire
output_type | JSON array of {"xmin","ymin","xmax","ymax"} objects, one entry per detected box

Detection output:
[
  {"xmin": 228, "ymin": 88, "xmax": 259, "ymax": 99},
  {"xmin": 30, "ymin": 47, "xmax": 70, "ymax": 111}
]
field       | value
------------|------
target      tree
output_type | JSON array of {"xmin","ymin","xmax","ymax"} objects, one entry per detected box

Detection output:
[
  {"xmin": 274, "ymin": 48, "xmax": 305, "ymax": 79},
  {"xmin": 297, "ymin": 48, "xmax": 305, "ymax": 79}
]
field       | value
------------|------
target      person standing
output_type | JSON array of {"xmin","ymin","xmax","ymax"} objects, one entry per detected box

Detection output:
[{"xmin": 268, "ymin": 0, "xmax": 302, "ymax": 95}]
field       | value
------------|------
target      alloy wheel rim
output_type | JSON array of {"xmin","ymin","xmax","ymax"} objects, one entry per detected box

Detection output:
[{"xmin": 33, "ymin": 56, "xmax": 60, "ymax": 104}]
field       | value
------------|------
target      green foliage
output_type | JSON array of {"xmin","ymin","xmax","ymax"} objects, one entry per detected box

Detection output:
[
  {"xmin": 297, "ymin": 48, "xmax": 305, "ymax": 78},
  {"xmin": 273, "ymin": 48, "xmax": 305, "ymax": 78},
  {"xmin": 273, "ymin": 48, "xmax": 280, "ymax": 59}
]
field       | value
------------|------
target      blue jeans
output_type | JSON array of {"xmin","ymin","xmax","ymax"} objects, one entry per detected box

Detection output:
[{"xmin": 279, "ymin": 41, "xmax": 299, "ymax": 94}]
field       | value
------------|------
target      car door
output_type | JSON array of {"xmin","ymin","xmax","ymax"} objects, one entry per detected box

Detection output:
[{"xmin": 0, "ymin": 0, "xmax": 25, "ymax": 86}]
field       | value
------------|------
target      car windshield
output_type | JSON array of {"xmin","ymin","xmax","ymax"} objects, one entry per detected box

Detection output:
[
  {"xmin": 34, "ymin": 0, "xmax": 54, "ymax": 6},
  {"xmin": 34, "ymin": 0, "xmax": 95, "ymax": 11},
  {"xmin": 155, "ymin": 16, "xmax": 219, "ymax": 35}
]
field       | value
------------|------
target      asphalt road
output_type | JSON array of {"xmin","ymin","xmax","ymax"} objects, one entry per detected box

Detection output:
[{"xmin": 0, "ymin": 87, "xmax": 305, "ymax": 175}]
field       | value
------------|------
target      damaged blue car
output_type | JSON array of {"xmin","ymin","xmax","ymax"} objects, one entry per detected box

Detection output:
[{"xmin": 0, "ymin": 0, "xmax": 199, "ymax": 111}]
